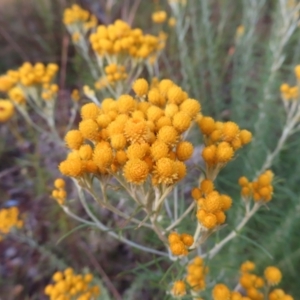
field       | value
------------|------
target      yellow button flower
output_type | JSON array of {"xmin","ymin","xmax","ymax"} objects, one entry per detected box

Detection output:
[
  {"xmin": 123, "ymin": 159, "xmax": 149, "ymax": 184},
  {"xmin": 212, "ymin": 283, "xmax": 231, "ymax": 300},
  {"xmin": 64, "ymin": 130, "xmax": 84, "ymax": 150},
  {"xmin": 264, "ymin": 266, "xmax": 282, "ymax": 286},
  {"xmin": 0, "ymin": 100, "xmax": 14, "ymax": 122},
  {"xmin": 171, "ymin": 280, "xmax": 186, "ymax": 297},
  {"xmin": 133, "ymin": 78, "xmax": 149, "ymax": 97}
]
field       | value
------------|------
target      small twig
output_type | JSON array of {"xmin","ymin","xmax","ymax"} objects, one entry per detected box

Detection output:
[
  {"xmin": 0, "ymin": 26, "xmax": 29, "ymax": 61},
  {"xmin": 203, "ymin": 202, "xmax": 261, "ymax": 259},
  {"xmin": 60, "ymin": 34, "xmax": 69, "ymax": 91},
  {"xmin": 127, "ymin": 0, "xmax": 141, "ymax": 25},
  {"xmin": 165, "ymin": 202, "xmax": 195, "ymax": 232},
  {"xmin": 0, "ymin": 166, "xmax": 19, "ymax": 179},
  {"xmin": 79, "ymin": 241, "xmax": 122, "ymax": 300},
  {"xmin": 77, "ymin": 184, "xmax": 169, "ymax": 257}
]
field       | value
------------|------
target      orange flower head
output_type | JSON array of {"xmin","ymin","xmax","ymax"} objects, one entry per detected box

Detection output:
[
  {"xmin": 81, "ymin": 103, "xmax": 100, "ymax": 120},
  {"xmin": 180, "ymin": 98, "xmax": 201, "ymax": 118},
  {"xmin": 132, "ymin": 78, "xmax": 149, "ymax": 96},
  {"xmin": 123, "ymin": 159, "xmax": 149, "ymax": 184},
  {"xmin": 64, "ymin": 130, "xmax": 84, "ymax": 150}
]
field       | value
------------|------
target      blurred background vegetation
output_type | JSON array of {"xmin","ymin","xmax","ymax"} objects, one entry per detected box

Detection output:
[{"xmin": 0, "ymin": 0, "xmax": 300, "ymax": 299}]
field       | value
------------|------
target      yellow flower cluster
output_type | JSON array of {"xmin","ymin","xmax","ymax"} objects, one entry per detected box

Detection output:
[
  {"xmin": 95, "ymin": 64, "xmax": 127, "ymax": 90},
  {"xmin": 168, "ymin": 232, "xmax": 194, "ymax": 256},
  {"xmin": 0, "ymin": 100, "xmax": 14, "ymax": 122},
  {"xmin": 238, "ymin": 261, "xmax": 290, "ymax": 300},
  {"xmin": 0, "ymin": 62, "xmax": 59, "ymax": 111},
  {"xmin": 238, "ymin": 170, "xmax": 274, "ymax": 202},
  {"xmin": 3, "ymin": 62, "xmax": 59, "ymax": 87},
  {"xmin": 269, "ymin": 289, "xmax": 294, "ymax": 300},
  {"xmin": 279, "ymin": 65, "xmax": 300, "ymax": 100},
  {"xmin": 94, "ymin": 77, "xmax": 109, "ymax": 91},
  {"xmin": 170, "ymin": 280, "xmax": 186, "ymax": 297},
  {"xmin": 0, "ymin": 206, "xmax": 23, "ymax": 241},
  {"xmin": 105, "ymin": 64, "xmax": 127, "ymax": 83},
  {"xmin": 59, "ymin": 79, "xmax": 200, "ymax": 186},
  {"xmin": 199, "ymin": 118, "xmax": 252, "ymax": 169},
  {"xmin": 152, "ymin": 11, "xmax": 167, "ymax": 23},
  {"xmin": 71, "ymin": 89, "xmax": 80, "ymax": 102},
  {"xmin": 52, "ymin": 178, "xmax": 67, "ymax": 205},
  {"xmin": 63, "ymin": 4, "xmax": 97, "ymax": 29},
  {"xmin": 44, "ymin": 268, "xmax": 100, "ymax": 300},
  {"xmin": 89, "ymin": 20, "xmax": 165, "ymax": 60},
  {"xmin": 8, "ymin": 87, "xmax": 26, "ymax": 105},
  {"xmin": 192, "ymin": 179, "xmax": 232, "ymax": 229},
  {"xmin": 212, "ymin": 283, "xmax": 251, "ymax": 300},
  {"xmin": 186, "ymin": 256, "xmax": 207, "ymax": 292},
  {"xmin": 280, "ymin": 83, "xmax": 298, "ymax": 100},
  {"xmin": 0, "ymin": 72, "xmax": 18, "ymax": 92},
  {"xmin": 239, "ymin": 261, "xmax": 264, "ymax": 300},
  {"xmin": 42, "ymin": 84, "xmax": 59, "ymax": 101}
]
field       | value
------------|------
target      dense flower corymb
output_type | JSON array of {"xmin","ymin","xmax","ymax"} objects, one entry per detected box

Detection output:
[
  {"xmin": 52, "ymin": 178, "xmax": 67, "ymax": 205},
  {"xmin": 186, "ymin": 256, "xmax": 207, "ymax": 292},
  {"xmin": 44, "ymin": 268, "xmax": 100, "ymax": 300},
  {"xmin": 0, "ymin": 207, "xmax": 23, "ymax": 241},
  {"xmin": 89, "ymin": 20, "xmax": 166, "ymax": 60},
  {"xmin": 198, "ymin": 117, "xmax": 252, "ymax": 175},
  {"xmin": 59, "ymin": 78, "xmax": 201, "ymax": 188},
  {"xmin": 168, "ymin": 232, "xmax": 194, "ymax": 256},
  {"xmin": 192, "ymin": 179, "xmax": 232, "ymax": 229},
  {"xmin": 238, "ymin": 170, "xmax": 274, "ymax": 202}
]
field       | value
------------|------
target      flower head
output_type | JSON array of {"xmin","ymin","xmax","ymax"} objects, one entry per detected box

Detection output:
[
  {"xmin": 64, "ymin": 130, "xmax": 84, "ymax": 150},
  {"xmin": 148, "ymin": 88, "xmax": 165, "ymax": 106},
  {"xmin": 157, "ymin": 125, "xmax": 178, "ymax": 146},
  {"xmin": 93, "ymin": 143, "xmax": 113, "ymax": 169},
  {"xmin": 172, "ymin": 111, "xmax": 191, "ymax": 132},
  {"xmin": 79, "ymin": 119, "xmax": 100, "ymax": 140},
  {"xmin": 152, "ymin": 11, "xmax": 167, "ymax": 23},
  {"xmin": 200, "ymin": 179, "xmax": 214, "ymax": 195},
  {"xmin": 123, "ymin": 159, "xmax": 149, "ymax": 184},
  {"xmin": 54, "ymin": 178, "xmax": 66, "ymax": 189},
  {"xmin": 124, "ymin": 118, "xmax": 150, "ymax": 143},
  {"xmin": 222, "ymin": 121, "xmax": 239, "ymax": 142},
  {"xmin": 171, "ymin": 280, "xmax": 186, "ymax": 297},
  {"xmin": 264, "ymin": 266, "xmax": 282, "ymax": 286},
  {"xmin": 153, "ymin": 157, "xmax": 178, "ymax": 185},
  {"xmin": 0, "ymin": 100, "xmax": 14, "ymax": 122},
  {"xmin": 180, "ymin": 98, "xmax": 201, "ymax": 118},
  {"xmin": 199, "ymin": 116, "xmax": 215, "ymax": 135},
  {"xmin": 79, "ymin": 144, "xmax": 93, "ymax": 160},
  {"xmin": 212, "ymin": 284, "xmax": 231, "ymax": 300},
  {"xmin": 59, "ymin": 158, "xmax": 84, "ymax": 177},
  {"xmin": 117, "ymin": 95, "xmax": 136, "ymax": 113},
  {"xmin": 133, "ymin": 78, "xmax": 149, "ymax": 97},
  {"xmin": 81, "ymin": 103, "xmax": 100, "ymax": 120}
]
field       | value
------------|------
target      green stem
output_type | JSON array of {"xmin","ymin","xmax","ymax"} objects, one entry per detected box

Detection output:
[{"xmin": 76, "ymin": 184, "xmax": 169, "ymax": 257}]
